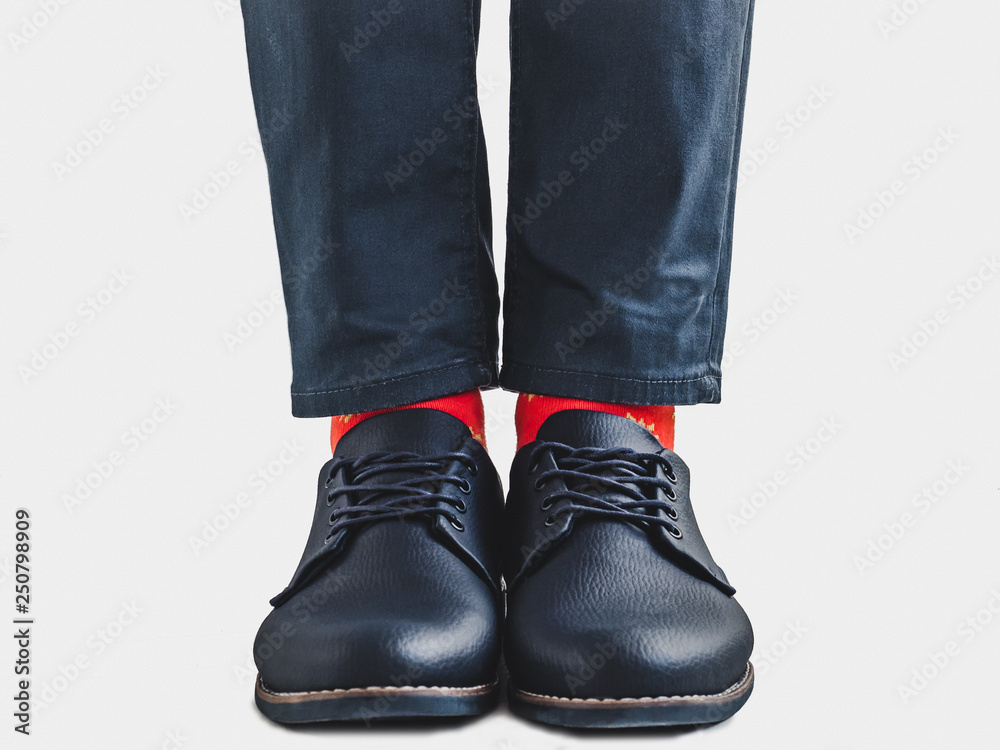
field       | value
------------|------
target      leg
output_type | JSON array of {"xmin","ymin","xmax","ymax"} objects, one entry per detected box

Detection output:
[
  {"xmin": 241, "ymin": 0, "xmax": 498, "ymax": 417},
  {"xmin": 238, "ymin": 0, "xmax": 504, "ymax": 723},
  {"xmin": 502, "ymin": 0, "xmax": 755, "ymax": 405},
  {"xmin": 501, "ymin": 0, "xmax": 757, "ymax": 728}
]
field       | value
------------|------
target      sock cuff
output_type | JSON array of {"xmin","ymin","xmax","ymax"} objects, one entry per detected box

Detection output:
[
  {"xmin": 331, "ymin": 390, "xmax": 485, "ymax": 453},
  {"xmin": 515, "ymin": 394, "xmax": 675, "ymax": 450}
]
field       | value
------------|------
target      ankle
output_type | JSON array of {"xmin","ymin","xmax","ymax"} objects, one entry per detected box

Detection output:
[
  {"xmin": 515, "ymin": 393, "xmax": 675, "ymax": 450},
  {"xmin": 331, "ymin": 390, "xmax": 486, "ymax": 453}
]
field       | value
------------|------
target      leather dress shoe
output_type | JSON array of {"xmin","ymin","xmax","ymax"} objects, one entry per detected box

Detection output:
[
  {"xmin": 253, "ymin": 409, "xmax": 504, "ymax": 723},
  {"xmin": 503, "ymin": 410, "xmax": 753, "ymax": 728}
]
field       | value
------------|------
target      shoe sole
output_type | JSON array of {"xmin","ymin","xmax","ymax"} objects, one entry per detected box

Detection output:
[
  {"xmin": 255, "ymin": 674, "xmax": 500, "ymax": 724},
  {"xmin": 507, "ymin": 662, "xmax": 754, "ymax": 729}
]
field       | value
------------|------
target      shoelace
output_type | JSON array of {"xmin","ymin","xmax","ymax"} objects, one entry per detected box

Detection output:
[
  {"xmin": 528, "ymin": 442, "xmax": 683, "ymax": 538},
  {"xmin": 323, "ymin": 451, "xmax": 477, "ymax": 542}
]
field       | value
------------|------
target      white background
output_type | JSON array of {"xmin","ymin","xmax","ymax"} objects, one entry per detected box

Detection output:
[{"xmin": 3, "ymin": 0, "xmax": 1000, "ymax": 747}]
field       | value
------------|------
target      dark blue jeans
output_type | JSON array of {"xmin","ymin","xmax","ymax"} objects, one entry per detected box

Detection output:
[{"xmin": 239, "ymin": 0, "xmax": 755, "ymax": 417}]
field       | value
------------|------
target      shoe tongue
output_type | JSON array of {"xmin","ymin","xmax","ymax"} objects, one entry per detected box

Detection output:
[
  {"xmin": 535, "ymin": 409, "xmax": 664, "ymax": 452},
  {"xmin": 335, "ymin": 408, "xmax": 472, "ymax": 458}
]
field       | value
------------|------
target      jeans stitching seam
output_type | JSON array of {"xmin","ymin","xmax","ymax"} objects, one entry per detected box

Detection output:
[
  {"xmin": 503, "ymin": 361, "xmax": 718, "ymax": 386},
  {"xmin": 705, "ymin": 1, "xmax": 755, "ymax": 369},
  {"xmin": 505, "ymin": 0, "xmax": 523, "ymax": 342},
  {"xmin": 292, "ymin": 361, "xmax": 490, "ymax": 396},
  {"xmin": 466, "ymin": 1, "xmax": 490, "ymax": 374}
]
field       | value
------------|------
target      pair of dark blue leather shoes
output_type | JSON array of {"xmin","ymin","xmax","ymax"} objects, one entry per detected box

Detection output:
[{"xmin": 253, "ymin": 408, "xmax": 753, "ymax": 728}]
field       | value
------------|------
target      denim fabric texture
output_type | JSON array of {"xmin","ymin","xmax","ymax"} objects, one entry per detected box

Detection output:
[{"xmin": 240, "ymin": 0, "xmax": 755, "ymax": 416}]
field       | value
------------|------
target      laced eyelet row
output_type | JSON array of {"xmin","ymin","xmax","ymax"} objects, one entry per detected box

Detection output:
[
  {"xmin": 319, "ymin": 452, "xmax": 479, "ymax": 538},
  {"xmin": 526, "ymin": 442, "xmax": 684, "ymax": 540}
]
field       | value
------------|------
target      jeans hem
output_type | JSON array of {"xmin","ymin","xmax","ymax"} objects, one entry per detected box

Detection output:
[
  {"xmin": 290, "ymin": 360, "xmax": 498, "ymax": 417},
  {"xmin": 499, "ymin": 361, "xmax": 721, "ymax": 406}
]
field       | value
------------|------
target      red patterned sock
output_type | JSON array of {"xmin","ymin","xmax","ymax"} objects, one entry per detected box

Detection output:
[
  {"xmin": 331, "ymin": 390, "xmax": 486, "ymax": 453},
  {"xmin": 515, "ymin": 393, "xmax": 675, "ymax": 451}
]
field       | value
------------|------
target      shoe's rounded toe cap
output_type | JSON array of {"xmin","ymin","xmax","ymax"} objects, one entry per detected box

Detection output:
[
  {"xmin": 255, "ymin": 527, "xmax": 502, "ymax": 694},
  {"xmin": 504, "ymin": 525, "xmax": 753, "ymax": 700}
]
